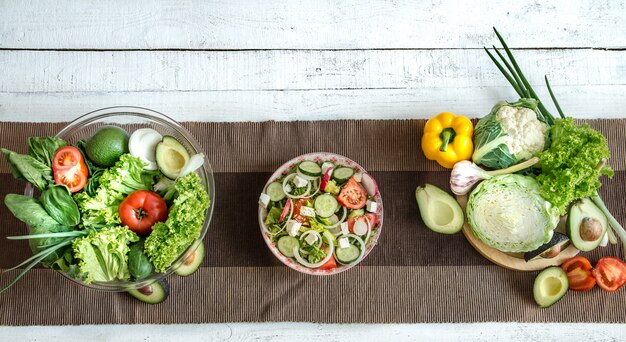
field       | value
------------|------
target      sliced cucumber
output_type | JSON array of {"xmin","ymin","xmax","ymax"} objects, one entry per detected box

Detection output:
[
  {"xmin": 175, "ymin": 242, "xmax": 205, "ymax": 277},
  {"xmin": 335, "ymin": 244, "xmax": 360, "ymax": 264},
  {"xmin": 266, "ymin": 182, "xmax": 286, "ymax": 202},
  {"xmin": 277, "ymin": 236, "xmax": 299, "ymax": 257},
  {"xmin": 298, "ymin": 161, "xmax": 322, "ymax": 177},
  {"xmin": 348, "ymin": 209, "xmax": 365, "ymax": 219},
  {"xmin": 127, "ymin": 278, "xmax": 170, "ymax": 304},
  {"xmin": 315, "ymin": 194, "xmax": 339, "ymax": 218},
  {"xmin": 332, "ymin": 167, "xmax": 354, "ymax": 183}
]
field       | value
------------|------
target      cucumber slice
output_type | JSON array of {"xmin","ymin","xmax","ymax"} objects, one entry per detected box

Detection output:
[
  {"xmin": 335, "ymin": 244, "xmax": 360, "ymax": 263},
  {"xmin": 175, "ymin": 242, "xmax": 205, "ymax": 277},
  {"xmin": 298, "ymin": 161, "xmax": 322, "ymax": 177},
  {"xmin": 266, "ymin": 182, "xmax": 286, "ymax": 202},
  {"xmin": 127, "ymin": 278, "xmax": 170, "ymax": 304},
  {"xmin": 332, "ymin": 167, "xmax": 354, "ymax": 183},
  {"xmin": 315, "ymin": 194, "xmax": 339, "ymax": 218},
  {"xmin": 348, "ymin": 209, "xmax": 365, "ymax": 219},
  {"xmin": 277, "ymin": 236, "xmax": 299, "ymax": 257}
]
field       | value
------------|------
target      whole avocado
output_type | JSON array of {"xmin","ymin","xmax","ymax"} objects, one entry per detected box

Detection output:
[{"xmin": 85, "ymin": 125, "xmax": 129, "ymax": 167}]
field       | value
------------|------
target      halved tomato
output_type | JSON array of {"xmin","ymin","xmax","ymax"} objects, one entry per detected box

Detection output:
[
  {"xmin": 593, "ymin": 257, "xmax": 626, "ymax": 292},
  {"xmin": 52, "ymin": 146, "xmax": 88, "ymax": 193},
  {"xmin": 337, "ymin": 177, "xmax": 367, "ymax": 210},
  {"xmin": 561, "ymin": 256, "xmax": 596, "ymax": 291}
]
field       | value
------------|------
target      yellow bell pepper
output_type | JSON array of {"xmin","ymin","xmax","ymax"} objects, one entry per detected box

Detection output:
[{"xmin": 422, "ymin": 112, "xmax": 474, "ymax": 169}]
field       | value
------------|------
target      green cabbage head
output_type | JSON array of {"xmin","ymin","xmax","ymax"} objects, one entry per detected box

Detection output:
[
  {"xmin": 472, "ymin": 98, "xmax": 549, "ymax": 169},
  {"xmin": 467, "ymin": 174, "xmax": 559, "ymax": 253}
]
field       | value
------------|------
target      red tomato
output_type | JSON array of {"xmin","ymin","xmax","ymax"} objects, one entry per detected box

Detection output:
[
  {"xmin": 293, "ymin": 199, "xmax": 312, "ymax": 223},
  {"xmin": 52, "ymin": 146, "xmax": 88, "ymax": 193},
  {"xmin": 561, "ymin": 256, "xmax": 596, "ymax": 291},
  {"xmin": 318, "ymin": 255, "xmax": 337, "ymax": 270},
  {"xmin": 562, "ymin": 256, "xmax": 593, "ymax": 273},
  {"xmin": 119, "ymin": 190, "xmax": 168, "ymax": 235},
  {"xmin": 337, "ymin": 177, "xmax": 367, "ymax": 210},
  {"xmin": 347, "ymin": 213, "xmax": 379, "ymax": 233},
  {"xmin": 592, "ymin": 257, "xmax": 626, "ymax": 292}
]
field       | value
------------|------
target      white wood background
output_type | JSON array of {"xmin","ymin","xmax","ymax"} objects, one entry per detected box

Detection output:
[{"xmin": 1, "ymin": 0, "xmax": 625, "ymax": 340}]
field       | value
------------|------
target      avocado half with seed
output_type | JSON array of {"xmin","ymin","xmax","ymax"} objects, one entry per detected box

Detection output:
[
  {"xmin": 127, "ymin": 278, "xmax": 170, "ymax": 304},
  {"xmin": 415, "ymin": 184, "xmax": 464, "ymax": 234},
  {"xmin": 156, "ymin": 136, "xmax": 190, "ymax": 179},
  {"xmin": 567, "ymin": 198, "xmax": 608, "ymax": 252},
  {"xmin": 175, "ymin": 241, "xmax": 205, "ymax": 277}
]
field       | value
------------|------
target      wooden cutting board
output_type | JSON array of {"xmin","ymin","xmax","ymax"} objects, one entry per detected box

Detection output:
[{"xmin": 456, "ymin": 195, "xmax": 579, "ymax": 272}]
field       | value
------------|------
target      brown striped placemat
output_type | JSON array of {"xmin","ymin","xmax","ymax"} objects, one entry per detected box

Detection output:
[{"xmin": 0, "ymin": 119, "xmax": 625, "ymax": 325}]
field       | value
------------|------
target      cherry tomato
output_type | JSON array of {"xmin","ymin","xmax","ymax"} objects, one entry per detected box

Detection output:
[
  {"xmin": 119, "ymin": 190, "xmax": 168, "ymax": 235},
  {"xmin": 337, "ymin": 177, "xmax": 367, "ymax": 210},
  {"xmin": 52, "ymin": 146, "xmax": 88, "ymax": 193},
  {"xmin": 593, "ymin": 256, "xmax": 626, "ymax": 292}
]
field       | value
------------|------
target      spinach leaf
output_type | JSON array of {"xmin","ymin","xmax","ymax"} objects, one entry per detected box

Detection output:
[
  {"xmin": 27, "ymin": 136, "xmax": 68, "ymax": 166},
  {"xmin": 128, "ymin": 241, "xmax": 153, "ymax": 280},
  {"xmin": 2, "ymin": 148, "xmax": 53, "ymax": 191},
  {"xmin": 3, "ymin": 194, "xmax": 74, "ymax": 265},
  {"xmin": 41, "ymin": 184, "xmax": 81, "ymax": 226}
]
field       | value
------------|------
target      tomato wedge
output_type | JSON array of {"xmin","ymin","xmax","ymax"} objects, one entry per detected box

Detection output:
[
  {"xmin": 318, "ymin": 255, "xmax": 337, "ymax": 270},
  {"xmin": 52, "ymin": 146, "xmax": 88, "ymax": 193},
  {"xmin": 337, "ymin": 177, "xmax": 367, "ymax": 210},
  {"xmin": 119, "ymin": 190, "xmax": 168, "ymax": 235},
  {"xmin": 593, "ymin": 257, "xmax": 626, "ymax": 292},
  {"xmin": 292, "ymin": 199, "xmax": 312, "ymax": 223},
  {"xmin": 561, "ymin": 256, "xmax": 596, "ymax": 291}
]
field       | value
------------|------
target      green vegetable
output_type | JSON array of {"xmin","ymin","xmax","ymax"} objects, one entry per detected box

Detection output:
[
  {"xmin": 145, "ymin": 172, "xmax": 210, "ymax": 272},
  {"xmin": 72, "ymin": 226, "xmax": 139, "ymax": 283},
  {"xmin": 73, "ymin": 154, "xmax": 156, "ymax": 228},
  {"xmin": 536, "ymin": 118, "xmax": 612, "ymax": 214},
  {"xmin": 128, "ymin": 241, "xmax": 153, "ymax": 280},
  {"xmin": 1, "ymin": 148, "xmax": 53, "ymax": 191},
  {"xmin": 467, "ymin": 174, "xmax": 559, "ymax": 253},
  {"xmin": 27, "ymin": 136, "xmax": 67, "ymax": 166},
  {"xmin": 41, "ymin": 184, "xmax": 81, "ymax": 226},
  {"xmin": 533, "ymin": 266, "xmax": 568, "ymax": 308},
  {"xmin": 75, "ymin": 139, "xmax": 106, "ymax": 197},
  {"xmin": 415, "ymin": 184, "xmax": 464, "ymax": 234},
  {"xmin": 472, "ymin": 99, "xmax": 549, "ymax": 169}
]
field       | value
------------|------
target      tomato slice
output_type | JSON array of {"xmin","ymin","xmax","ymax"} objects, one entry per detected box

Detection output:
[
  {"xmin": 347, "ymin": 213, "xmax": 379, "ymax": 234},
  {"xmin": 565, "ymin": 268, "xmax": 596, "ymax": 291},
  {"xmin": 337, "ymin": 177, "xmax": 367, "ymax": 210},
  {"xmin": 318, "ymin": 255, "xmax": 337, "ymax": 270},
  {"xmin": 119, "ymin": 190, "xmax": 168, "ymax": 235},
  {"xmin": 292, "ymin": 199, "xmax": 312, "ymax": 223},
  {"xmin": 52, "ymin": 146, "xmax": 88, "ymax": 193},
  {"xmin": 593, "ymin": 257, "xmax": 626, "ymax": 292},
  {"xmin": 562, "ymin": 256, "xmax": 593, "ymax": 273}
]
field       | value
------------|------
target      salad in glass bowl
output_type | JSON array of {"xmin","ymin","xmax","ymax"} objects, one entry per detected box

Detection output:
[
  {"xmin": 1, "ymin": 107, "xmax": 215, "ymax": 304},
  {"xmin": 258, "ymin": 152, "xmax": 383, "ymax": 275}
]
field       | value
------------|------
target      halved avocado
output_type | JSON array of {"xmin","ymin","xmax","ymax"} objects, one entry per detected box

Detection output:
[
  {"xmin": 155, "ymin": 136, "xmax": 190, "ymax": 179},
  {"xmin": 524, "ymin": 232, "xmax": 570, "ymax": 262},
  {"xmin": 567, "ymin": 198, "xmax": 608, "ymax": 252},
  {"xmin": 175, "ymin": 241, "xmax": 205, "ymax": 277},
  {"xmin": 127, "ymin": 278, "xmax": 170, "ymax": 304},
  {"xmin": 533, "ymin": 266, "xmax": 568, "ymax": 308},
  {"xmin": 415, "ymin": 184, "xmax": 464, "ymax": 234}
]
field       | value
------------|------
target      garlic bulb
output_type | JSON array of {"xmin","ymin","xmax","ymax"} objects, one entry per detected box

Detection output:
[{"xmin": 450, "ymin": 157, "xmax": 539, "ymax": 196}]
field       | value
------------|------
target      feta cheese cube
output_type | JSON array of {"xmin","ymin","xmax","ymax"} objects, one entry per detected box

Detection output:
[
  {"xmin": 366, "ymin": 200, "xmax": 378, "ymax": 213},
  {"xmin": 304, "ymin": 233, "xmax": 318, "ymax": 245},
  {"xmin": 293, "ymin": 175, "xmax": 308, "ymax": 188},
  {"xmin": 340, "ymin": 221, "xmax": 350, "ymax": 235},
  {"xmin": 338, "ymin": 237, "xmax": 350, "ymax": 249},
  {"xmin": 321, "ymin": 162, "xmax": 334, "ymax": 175},
  {"xmin": 286, "ymin": 220, "xmax": 302, "ymax": 237},
  {"xmin": 284, "ymin": 183, "xmax": 292, "ymax": 193},
  {"xmin": 259, "ymin": 193, "xmax": 271, "ymax": 208},
  {"xmin": 300, "ymin": 206, "xmax": 316, "ymax": 217},
  {"xmin": 353, "ymin": 172, "xmax": 363, "ymax": 182}
]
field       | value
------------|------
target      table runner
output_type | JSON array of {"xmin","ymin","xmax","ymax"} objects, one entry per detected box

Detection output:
[{"xmin": 0, "ymin": 119, "xmax": 625, "ymax": 325}]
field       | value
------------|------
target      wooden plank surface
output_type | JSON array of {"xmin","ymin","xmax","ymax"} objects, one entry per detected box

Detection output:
[{"xmin": 1, "ymin": 0, "xmax": 625, "ymax": 50}]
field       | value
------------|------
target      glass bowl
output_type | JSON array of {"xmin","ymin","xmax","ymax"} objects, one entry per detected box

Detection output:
[
  {"xmin": 24, "ymin": 106, "xmax": 215, "ymax": 291},
  {"xmin": 258, "ymin": 152, "xmax": 384, "ymax": 276}
]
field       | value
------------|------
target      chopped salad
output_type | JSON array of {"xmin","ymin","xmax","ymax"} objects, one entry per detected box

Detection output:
[
  {"xmin": 1, "ymin": 125, "xmax": 210, "ymax": 294},
  {"xmin": 260, "ymin": 159, "xmax": 381, "ymax": 270}
]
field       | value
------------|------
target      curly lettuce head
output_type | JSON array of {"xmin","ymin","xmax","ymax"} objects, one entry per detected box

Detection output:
[
  {"xmin": 467, "ymin": 174, "xmax": 559, "ymax": 253},
  {"xmin": 472, "ymin": 98, "xmax": 549, "ymax": 169}
]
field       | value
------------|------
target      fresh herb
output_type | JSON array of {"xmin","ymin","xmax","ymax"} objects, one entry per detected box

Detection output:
[
  {"xmin": 1, "ymin": 148, "xmax": 53, "ymax": 191},
  {"xmin": 27, "ymin": 136, "xmax": 67, "ymax": 166},
  {"xmin": 41, "ymin": 184, "xmax": 81, "ymax": 226}
]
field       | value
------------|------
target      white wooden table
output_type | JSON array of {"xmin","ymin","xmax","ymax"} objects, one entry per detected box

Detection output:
[{"xmin": 1, "ymin": 0, "xmax": 625, "ymax": 340}]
